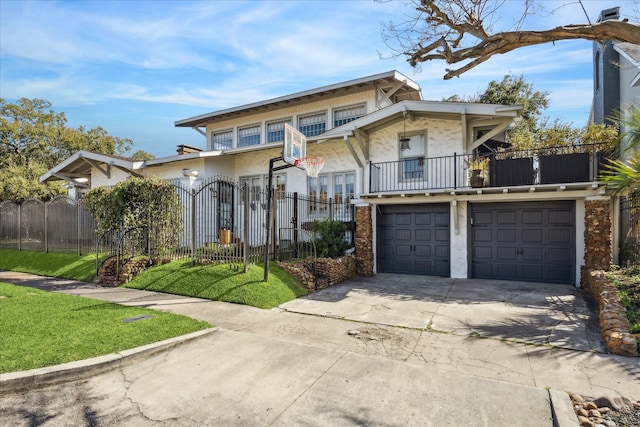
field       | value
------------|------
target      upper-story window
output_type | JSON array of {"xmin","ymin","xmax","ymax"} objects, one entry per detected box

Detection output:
[
  {"xmin": 400, "ymin": 133, "xmax": 426, "ymax": 180},
  {"xmin": 238, "ymin": 124, "xmax": 261, "ymax": 147},
  {"xmin": 266, "ymin": 118, "xmax": 292, "ymax": 144},
  {"xmin": 334, "ymin": 105, "xmax": 365, "ymax": 127},
  {"xmin": 298, "ymin": 112, "xmax": 326, "ymax": 137},
  {"xmin": 212, "ymin": 130, "xmax": 233, "ymax": 150}
]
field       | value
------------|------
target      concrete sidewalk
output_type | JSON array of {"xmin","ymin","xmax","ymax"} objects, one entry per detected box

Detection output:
[{"xmin": 1, "ymin": 271, "xmax": 639, "ymax": 426}]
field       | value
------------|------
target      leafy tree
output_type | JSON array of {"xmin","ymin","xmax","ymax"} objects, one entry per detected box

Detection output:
[
  {"xmin": 478, "ymin": 75, "xmax": 549, "ymax": 126},
  {"xmin": 0, "ymin": 98, "xmax": 134, "ymax": 201},
  {"xmin": 453, "ymin": 74, "xmax": 618, "ymax": 151},
  {"xmin": 602, "ymin": 106, "xmax": 640, "ymax": 194},
  {"xmin": 382, "ymin": 0, "xmax": 640, "ymax": 79},
  {"xmin": 132, "ymin": 150, "xmax": 156, "ymax": 161}
]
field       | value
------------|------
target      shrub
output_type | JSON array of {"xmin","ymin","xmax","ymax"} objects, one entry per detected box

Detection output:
[
  {"xmin": 84, "ymin": 177, "xmax": 182, "ymax": 255},
  {"xmin": 310, "ymin": 219, "xmax": 351, "ymax": 258}
]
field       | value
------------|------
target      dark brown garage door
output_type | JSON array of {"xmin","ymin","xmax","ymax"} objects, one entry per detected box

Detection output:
[
  {"xmin": 377, "ymin": 204, "xmax": 450, "ymax": 276},
  {"xmin": 470, "ymin": 201, "xmax": 575, "ymax": 284}
]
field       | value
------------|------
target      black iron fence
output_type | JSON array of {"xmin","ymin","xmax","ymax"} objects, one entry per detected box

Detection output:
[
  {"xmin": 0, "ymin": 176, "xmax": 355, "ymax": 271},
  {"xmin": 619, "ymin": 192, "xmax": 640, "ymax": 272},
  {"xmin": 370, "ymin": 144, "xmax": 607, "ymax": 193}
]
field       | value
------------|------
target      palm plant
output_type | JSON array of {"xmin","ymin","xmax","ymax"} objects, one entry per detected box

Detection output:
[{"xmin": 602, "ymin": 106, "xmax": 640, "ymax": 195}]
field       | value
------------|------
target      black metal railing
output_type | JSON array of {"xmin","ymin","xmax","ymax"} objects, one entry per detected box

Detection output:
[
  {"xmin": 369, "ymin": 144, "xmax": 608, "ymax": 193},
  {"xmin": 619, "ymin": 192, "xmax": 640, "ymax": 272}
]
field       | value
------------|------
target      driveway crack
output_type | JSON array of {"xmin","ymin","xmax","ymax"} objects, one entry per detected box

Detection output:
[{"xmin": 267, "ymin": 352, "xmax": 346, "ymax": 426}]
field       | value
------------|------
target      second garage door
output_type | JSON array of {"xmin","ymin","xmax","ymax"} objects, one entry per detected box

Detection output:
[
  {"xmin": 377, "ymin": 204, "xmax": 450, "ymax": 276},
  {"xmin": 470, "ymin": 201, "xmax": 575, "ymax": 285}
]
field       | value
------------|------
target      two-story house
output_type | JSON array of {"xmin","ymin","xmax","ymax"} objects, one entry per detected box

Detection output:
[{"xmin": 41, "ymin": 70, "xmax": 612, "ymax": 287}]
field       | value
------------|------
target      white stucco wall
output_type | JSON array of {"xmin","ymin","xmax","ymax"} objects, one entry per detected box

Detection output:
[
  {"xmin": 90, "ymin": 168, "xmax": 131, "ymax": 189},
  {"xmin": 575, "ymin": 198, "xmax": 586, "ymax": 287},
  {"xmin": 368, "ymin": 117, "xmax": 463, "ymax": 163},
  {"xmin": 450, "ymin": 200, "xmax": 468, "ymax": 278}
]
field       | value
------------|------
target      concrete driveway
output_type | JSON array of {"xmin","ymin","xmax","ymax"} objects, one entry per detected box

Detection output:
[{"xmin": 280, "ymin": 274, "xmax": 606, "ymax": 353}]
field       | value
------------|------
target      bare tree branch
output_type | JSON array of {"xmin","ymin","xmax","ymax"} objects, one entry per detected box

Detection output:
[{"xmin": 384, "ymin": 0, "xmax": 640, "ymax": 80}]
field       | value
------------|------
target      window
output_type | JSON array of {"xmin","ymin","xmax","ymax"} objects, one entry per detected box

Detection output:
[
  {"xmin": 266, "ymin": 119, "xmax": 292, "ymax": 144},
  {"xmin": 308, "ymin": 172, "xmax": 354, "ymax": 217},
  {"xmin": 400, "ymin": 134, "xmax": 426, "ymax": 180},
  {"xmin": 211, "ymin": 130, "xmax": 233, "ymax": 150},
  {"xmin": 240, "ymin": 176, "xmax": 263, "ymax": 202},
  {"xmin": 298, "ymin": 112, "xmax": 326, "ymax": 137},
  {"xmin": 239, "ymin": 174, "xmax": 287, "ymax": 202},
  {"xmin": 238, "ymin": 124, "xmax": 261, "ymax": 147},
  {"xmin": 334, "ymin": 105, "xmax": 365, "ymax": 127}
]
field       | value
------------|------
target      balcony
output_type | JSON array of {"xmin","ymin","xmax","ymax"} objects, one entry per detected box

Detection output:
[{"xmin": 369, "ymin": 144, "xmax": 608, "ymax": 194}]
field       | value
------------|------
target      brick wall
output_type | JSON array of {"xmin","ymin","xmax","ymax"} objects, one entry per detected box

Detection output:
[{"xmin": 355, "ymin": 205, "xmax": 374, "ymax": 276}]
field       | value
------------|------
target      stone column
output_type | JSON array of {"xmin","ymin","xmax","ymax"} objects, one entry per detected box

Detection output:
[
  {"xmin": 583, "ymin": 198, "xmax": 612, "ymax": 272},
  {"xmin": 355, "ymin": 205, "xmax": 374, "ymax": 276}
]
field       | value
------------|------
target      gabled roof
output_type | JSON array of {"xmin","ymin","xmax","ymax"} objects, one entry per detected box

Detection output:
[
  {"xmin": 317, "ymin": 100, "xmax": 523, "ymax": 141},
  {"xmin": 614, "ymin": 42, "xmax": 640, "ymax": 87},
  {"xmin": 39, "ymin": 151, "xmax": 143, "ymax": 184},
  {"xmin": 174, "ymin": 70, "xmax": 422, "ymax": 128},
  {"xmin": 614, "ymin": 42, "xmax": 640, "ymax": 65}
]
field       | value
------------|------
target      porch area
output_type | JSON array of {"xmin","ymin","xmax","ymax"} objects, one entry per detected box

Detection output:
[{"xmin": 368, "ymin": 144, "xmax": 607, "ymax": 194}]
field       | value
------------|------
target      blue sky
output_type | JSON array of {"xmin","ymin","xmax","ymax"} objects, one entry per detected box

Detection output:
[{"xmin": 1, "ymin": 0, "xmax": 637, "ymax": 158}]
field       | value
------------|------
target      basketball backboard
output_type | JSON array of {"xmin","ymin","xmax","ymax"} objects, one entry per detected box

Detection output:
[{"xmin": 283, "ymin": 123, "xmax": 306, "ymax": 167}]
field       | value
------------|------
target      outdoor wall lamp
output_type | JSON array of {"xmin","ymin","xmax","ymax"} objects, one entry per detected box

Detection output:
[
  {"xmin": 400, "ymin": 110, "xmax": 411, "ymax": 151},
  {"xmin": 182, "ymin": 168, "xmax": 199, "ymax": 177}
]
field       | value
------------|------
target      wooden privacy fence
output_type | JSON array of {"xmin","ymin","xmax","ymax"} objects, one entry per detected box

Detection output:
[
  {"xmin": 0, "ymin": 196, "xmax": 97, "ymax": 255},
  {"xmin": 0, "ymin": 176, "xmax": 355, "ymax": 269}
]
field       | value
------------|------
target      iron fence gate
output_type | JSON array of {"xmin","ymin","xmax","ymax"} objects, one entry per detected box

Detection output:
[
  {"xmin": 619, "ymin": 192, "xmax": 640, "ymax": 271},
  {"xmin": 0, "ymin": 176, "xmax": 355, "ymax": 270}
]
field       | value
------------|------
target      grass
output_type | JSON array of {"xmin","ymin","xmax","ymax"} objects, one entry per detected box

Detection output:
[
  {"xmin": 124, "ymin": 260, "xmax": 309, "ymax": 309},
  {"xmin": 0, "ymin": 249, "xmax": 97, "ymax": 282},
  {"xmin": 0, "ymin": 282, "xmax": 210, "ymax": 373}
]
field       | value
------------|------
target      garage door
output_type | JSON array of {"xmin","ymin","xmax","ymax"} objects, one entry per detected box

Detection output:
[
  {"xmin": 377, "ymin": 204, "xmax": 450, "ymax": 276},
  {"xmin": 470, "ymin": 201, "xmax": 575, "ymax": 284}
]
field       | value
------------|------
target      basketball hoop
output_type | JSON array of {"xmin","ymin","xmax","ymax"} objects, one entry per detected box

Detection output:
[{"xmin": 295, "ymin": 156, "xmax": 325, "ymax": 178}]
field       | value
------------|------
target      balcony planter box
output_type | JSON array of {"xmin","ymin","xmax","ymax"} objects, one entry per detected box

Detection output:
[
  {"xmin": 539, "ymin": 152, "xmax": 590, "ymax": 184},
  {"xmin": 490, "ymin": 157, "xmax": 534, "ymax": 187},
  {"xmin": 470, "ymin": 170, "xmax": 485, "ymax": 187}
]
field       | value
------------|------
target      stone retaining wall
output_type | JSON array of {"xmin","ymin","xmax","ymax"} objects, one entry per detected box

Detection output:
[
  {"xmin": 277, "ymin": 254, "xmax": 357, "ymax": 291},
  {"xmin": 581, "ymin": 269, "xmax": 639, "ymax": 357}
]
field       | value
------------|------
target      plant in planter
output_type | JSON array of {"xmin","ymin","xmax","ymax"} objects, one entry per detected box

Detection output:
[{"xmin": 466, "ymin": 156, "xmax": 490, "ymax": 187}]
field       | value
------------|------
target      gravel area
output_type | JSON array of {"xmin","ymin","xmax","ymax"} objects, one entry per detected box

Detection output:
[{"xmin": 570, "ymin": 393, "xmax": 640, "ymax": 427}]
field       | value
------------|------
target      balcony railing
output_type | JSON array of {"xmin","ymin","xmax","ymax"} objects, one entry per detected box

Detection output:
[{"xmin": 369, "ymin": 144, "xmax": 608, "ymax": 193}]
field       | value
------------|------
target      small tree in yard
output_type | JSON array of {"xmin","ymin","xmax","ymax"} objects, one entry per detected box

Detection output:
[
  {"xmin": 84, "ymin": 177, "xmax": 182, "ymax": 259},
  {"xmin": 311, "ymin": 219, "xmax": 351, "ymax": 258}
]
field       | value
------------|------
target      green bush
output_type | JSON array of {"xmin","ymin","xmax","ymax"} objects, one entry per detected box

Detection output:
[
  {"xmin": 311, "ymin": 219, "xmax": 351, "ymax": 258},
  {"xmin": 84, "ymin": 177, "xmax": 182, "ymax": 255}
]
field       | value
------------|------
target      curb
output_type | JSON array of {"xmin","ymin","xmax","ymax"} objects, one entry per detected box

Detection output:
[
  {"xmin": 0, "ymin": 327, "xmax": 217, "ymax": 394},
  {"xmin": 549, "ymin": 388, "xmax": 580, "ymax": 427}
]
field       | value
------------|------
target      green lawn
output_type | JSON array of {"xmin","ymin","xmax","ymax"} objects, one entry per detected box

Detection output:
[
  {"xmin": 0, "ymin": 282, "xmax": 210, "ymax": 373},
  {"xmin": 0, "ymin": 249, "xmax": 97, "ymax": 282},
  {"xmin": 0, "ymin": 249, "xmax": 309, "ymax": 309},
  {"xmin": 124, "ymin": 260, "xmax": 308, "ymax": 309}
]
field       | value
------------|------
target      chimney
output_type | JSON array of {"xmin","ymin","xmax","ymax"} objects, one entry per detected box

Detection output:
[
  {"xmin": 598, "ymin": 7, "xmax": 619, "ymax": 22},
  {"xmin": 177, "ymin": 144, "xmax": 203, "ymax": 155}
]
